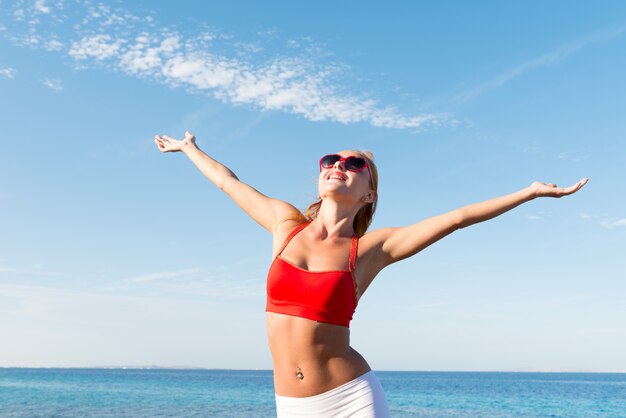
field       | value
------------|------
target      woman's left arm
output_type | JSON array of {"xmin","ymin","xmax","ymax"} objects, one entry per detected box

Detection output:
[{"xmin": 374, "ymin": 179, "xmax": 588, "ymax": 266}]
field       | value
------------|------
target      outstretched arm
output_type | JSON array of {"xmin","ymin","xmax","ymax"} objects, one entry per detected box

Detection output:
[
  {"xmin": 374, "ymin": 179, "xmax": 588, "ymax": 266},
  {"xmin": 154, "ymin": 131, "xmax": 302, "ymax": 232}
]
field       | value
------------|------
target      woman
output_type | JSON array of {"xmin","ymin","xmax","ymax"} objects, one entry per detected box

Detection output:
[{"xmin": 154, "ymin": 131, "xmax": 587, "ymax": 417}]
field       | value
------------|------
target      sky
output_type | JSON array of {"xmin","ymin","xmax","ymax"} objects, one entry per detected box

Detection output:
[{"xmin": 1, "ymin": 0, "xmax": 625, "ymax": 372}]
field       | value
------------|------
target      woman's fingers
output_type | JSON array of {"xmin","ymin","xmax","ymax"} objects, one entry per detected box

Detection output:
[
  {"xmin": 570, "ymin": 178, "xmax": 588, "ymax": 192},
  {"xmin": 532, "ymin": 178, "xmax": 588, "ymax": 198},
  {"xmin": 154, "ymin": 138, "xmax": 166, "ymax": 151},
  {"xmin": 154, "ymin": 131, "xmax": 194, "ymax": 152},
  {"xmin": 154, "ymin": 135, "xmax": 172, "ymax": 152},
  {"xmin": 560, "ymin": 178, "xmax": 588, "ymax": 196}
]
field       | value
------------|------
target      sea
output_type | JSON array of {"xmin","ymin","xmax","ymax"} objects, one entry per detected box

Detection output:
[{"xmin": 0, "ymin": 368, "xmax": 624, "ymax": 417}]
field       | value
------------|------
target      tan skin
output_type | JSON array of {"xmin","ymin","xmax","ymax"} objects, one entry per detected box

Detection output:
[{"xmin": 154, "ymin": 131, "xmax": 588, "ymax": 397}]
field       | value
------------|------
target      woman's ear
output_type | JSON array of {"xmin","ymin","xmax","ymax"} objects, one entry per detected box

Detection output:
[{"xmin": 362, "ymin": 192, "xmax": 375, "ymax": 203}]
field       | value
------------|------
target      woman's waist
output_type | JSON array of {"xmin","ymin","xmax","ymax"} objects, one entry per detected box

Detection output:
[
  {"xmin": 266, "ymin": 312, "xmax": 351, "ymax": 347},
  {"xmin": 271, "ymin": 347, "xmax": 370, "ymax": 397}
]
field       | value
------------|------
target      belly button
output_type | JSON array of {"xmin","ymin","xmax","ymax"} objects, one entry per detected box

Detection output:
[{"xmin": 296, "ymin": 367, "xmax": 304, "ymax": 380}]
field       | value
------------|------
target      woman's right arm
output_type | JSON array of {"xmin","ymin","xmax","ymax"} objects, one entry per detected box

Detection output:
[{"xmin": 155, "ymin": 131, "xmax": 303, "ymax": 232}]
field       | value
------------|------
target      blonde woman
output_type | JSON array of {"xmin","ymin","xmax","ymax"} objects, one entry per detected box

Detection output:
[{"xmin": 154, "ymin": 131, "xmax": 587, "ymax": 417}]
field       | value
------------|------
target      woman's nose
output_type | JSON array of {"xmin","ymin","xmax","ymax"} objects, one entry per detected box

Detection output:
[{"xmin": 333, "ymin": 160, "xmax": 346, "ymax": 170}]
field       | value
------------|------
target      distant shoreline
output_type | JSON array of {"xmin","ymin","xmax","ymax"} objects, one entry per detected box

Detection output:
[{"xmin": 1, "ymin": 366, "xmax": 625, "ymax": 374}]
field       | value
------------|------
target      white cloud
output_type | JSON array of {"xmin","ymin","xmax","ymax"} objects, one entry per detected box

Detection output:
[
  {"xmin": 580, "ymin": 212, "xmax": 626, "ymax": 228},
  {"xmin": 69, "ymin": 34, "xmax": 124, "ymax": 60},
  {"xmin": 600, "ymin": 218, "xmax": 626, "ymax": 228},
  {"xmin": 0, "ymin": 66, "xmax": 17, "ymax": 79},
  {"xmin": 155, "ymin": 52, "xmax": 447, "ymax": 128},
  {"xmin": 13, "ymin": 33, "xmax": 42, "ymax": 47},
  {"xmin": 44, "ymin": 39, "xmax": 63, "ymax": 51},
  {"xmin": 123, "ymin": 267, "xmax": 263, "ymax": 299},
  {"xmin": 0, "ymin": 264, "xmax": 63, "ymax": 276},
  {"xmin": 34, "ymin": 0, "xmax": 51, "ymax": 14},
  {"xmin": 42, "ymin": 77, "xmax": 62, "ymax": 91},
  {"xmin": 234, "ymin": 40, "xmax": 263, "ymax": 55},
  {"xmin": 0, "ymin": 0, "xmax": 448, "ymax": 130},
  {"xmin": 161, "ymin": 54, "xmax": 239, "ymax": 89},
  {"xmin": 129, "ymin": 267, "xmax": 202, "ymax": 283},
  {"xmin": 119, "ymin": 34, "xmax": 180, "ymax": 75},
  {"xmin": 14, "ymin": 8, "xmax": 25, "ymax": 21},
  {"xmin": 570, "ymin": 155, "xmax": 590, "ymax": 163},
  {"xmin": 525, "ymin": 210, "xmax": 550, "ymax": 221},
  {"xmin": 558, "ymin": 152, "xmax": 590, "ymax": 163},
  {"xmin": 579, "ymin": 212, "xmax": 598, "ymax": 220}
]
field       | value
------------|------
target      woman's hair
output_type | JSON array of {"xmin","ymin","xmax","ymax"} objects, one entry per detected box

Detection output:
[{"xmin": 305, "ymin": 150, "xmax": 379, "ymax": 237}]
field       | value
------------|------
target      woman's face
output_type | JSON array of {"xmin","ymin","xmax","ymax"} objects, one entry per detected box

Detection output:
[{"xmin": 317, "ymin": 151, "xmax": 374, "ymax": 205}]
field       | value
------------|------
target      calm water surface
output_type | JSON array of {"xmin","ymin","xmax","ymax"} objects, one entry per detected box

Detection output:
[{"xmin": 1, "ymin": 368, "xmax": 624, "ymax": 417}]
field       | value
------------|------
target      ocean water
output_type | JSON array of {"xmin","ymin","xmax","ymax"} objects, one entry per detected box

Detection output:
[{"xmin": 0, "ymin": 368, "xmax": 624, "ymax": 417}]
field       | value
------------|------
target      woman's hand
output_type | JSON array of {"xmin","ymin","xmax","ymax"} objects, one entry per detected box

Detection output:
[
  {"xmin": 530, "ymin": 178, "xmax": 588, "ymax": 198},
  {"xmin": 154, "ymin": 131, "xmax": 196, "ymax": 152}
]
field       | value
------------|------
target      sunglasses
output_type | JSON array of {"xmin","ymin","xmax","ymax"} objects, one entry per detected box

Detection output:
[{"xmin": 319, "ymin": 154, "xmax": 373, "ymax": 186}]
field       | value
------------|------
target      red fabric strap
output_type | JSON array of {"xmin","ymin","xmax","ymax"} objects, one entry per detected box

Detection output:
[
  {"xmin": 277, "ymin": 222, "xmax": 310, "ymax": 256},
  {"xmin": 349, "ymin": 235, "xmax": 359, "ymax": 271}
]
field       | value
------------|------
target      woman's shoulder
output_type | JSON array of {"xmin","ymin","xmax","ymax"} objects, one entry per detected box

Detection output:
[
  {"xmin": 273, "ymin": 214, "xmax": 309, "ymax": 240},
  {"xmin": 357, "ymin": 227, "xmax": 398, "ymax": 253},
  {"xmin": 274, "ymin": 213, "xmax": 308, "ymax": 233},
  {"xmin": 360, "ymin": 226, "xmax": 396, "ymax": 240},
  {"xmin": 271, "ymin": 215, "xmax": 309, "ymax": 256}
]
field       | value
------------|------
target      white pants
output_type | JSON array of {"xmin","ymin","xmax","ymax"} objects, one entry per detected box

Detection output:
[{"xmin": 275, "ymin": 371, "xmax": 390, "ymax": 417}]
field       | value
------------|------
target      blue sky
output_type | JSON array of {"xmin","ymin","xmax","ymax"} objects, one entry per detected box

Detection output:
[{"xmin": 1, "ymin": 0, "xmax": 625, "ymax": 371}]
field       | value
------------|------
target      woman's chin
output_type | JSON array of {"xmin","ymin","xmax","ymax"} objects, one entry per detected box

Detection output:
[
  {"xmin": 319, "ymin": 188, "xmax": 362, "ymax": 203},
  {"xmin": 319, "ymin": 184, "xmax": 349, "ymax": 195}
]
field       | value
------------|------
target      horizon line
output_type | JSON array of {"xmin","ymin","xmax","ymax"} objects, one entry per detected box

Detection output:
[{"xmin": 1, "ymin": 366, "xmax": 624, "ymax": 374}]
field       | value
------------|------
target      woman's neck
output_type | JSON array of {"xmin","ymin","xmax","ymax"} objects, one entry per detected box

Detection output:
[{"xmin": 313, "ymin": 199, "xmax": 359, "ymax": 239}]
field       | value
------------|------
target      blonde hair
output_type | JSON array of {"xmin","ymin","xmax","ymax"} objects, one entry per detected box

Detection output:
[{"xmin": 305, "ymin": 150, "xmax": 378, "ymax": 237}]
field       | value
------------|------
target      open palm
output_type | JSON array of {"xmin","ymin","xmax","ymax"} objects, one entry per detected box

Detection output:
[
  {"xmin": 531, "ymin": 178, "xmax": 588, "ymax": 198},
  {"xmin": 154, "ymin": 131, "xmax": 196, "ymax": 152}
]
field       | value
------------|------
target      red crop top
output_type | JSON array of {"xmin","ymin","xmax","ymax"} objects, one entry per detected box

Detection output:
[{"xmin": 266, "ymin": 222, "xmax": 358, "ymax": 328}]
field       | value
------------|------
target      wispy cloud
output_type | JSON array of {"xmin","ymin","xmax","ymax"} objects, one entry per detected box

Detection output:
[
  {"xmin": 558, "ymin": 152, "xmax": 590, "ymax": 163},
  {"xmin": 600, "ymin": 218, "xmax": 626, "ymax": 228},
  {"xmin": 579, "ymin": 212, "xmax": 598, "ymax": 220},
  {"xmin": 136, "ymin": 278, "xmax": 264, "ymax": 299},
  {"xmin": 456, "ymin": 23, "xmax": 626, "ymax": 103},
  {"xmin": 0, "ymin": 265, "xmax": 63, "ymax": 276},
  {"xmin": 525, "ymin": 209, "xmax": 552, "ymax": 221},
  {"xmin": 0, "ymin": 66, "xmax": 16, "ymax": 79},
  {"xmin": 1, "ymin": 0, "xmax": 450, "ymax": 130},
  {"xmin": 33, "ymin": 0, "xmax": 51, "ymax": 14},
  {"xmin": 68, "ymin": 34, "xmax": 124, "ymax": 60},
  {"xmin": 129, "ymin": 268, "xmax": 202, "ymax": 283},
  {"xmin": 0, "ymin": 282, "xmax": 237, "ymax": 321},
  {"xmin": 580, "ymin": 212, "xmax": 626, "ymax": 228},
  {"xmin": 123, "ymin": 267, "xmax": 264, "ymax": 299},
  {"xmin": 42, "ymin": 77, "xmax": 62, "ymax": 91}
]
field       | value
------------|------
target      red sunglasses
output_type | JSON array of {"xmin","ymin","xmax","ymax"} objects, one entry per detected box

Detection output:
[{"xmin": 319, "ymin": 154, "xmax": 373, "ymax": 186}]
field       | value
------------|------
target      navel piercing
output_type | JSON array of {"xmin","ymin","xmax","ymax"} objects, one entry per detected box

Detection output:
[{"xmin": 296, "ymin": 367, "xmax": 304, "ymax": 380}]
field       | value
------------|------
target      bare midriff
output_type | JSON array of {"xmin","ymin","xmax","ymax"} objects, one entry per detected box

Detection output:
[{"xmin": 266, "ymin": 311, "xmax": 371, "ymax": 397}]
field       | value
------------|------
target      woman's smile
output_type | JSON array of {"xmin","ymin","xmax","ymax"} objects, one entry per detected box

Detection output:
[{"xmin": 326, "ymin": 171, "xmax": 348, "ymax": 181}]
